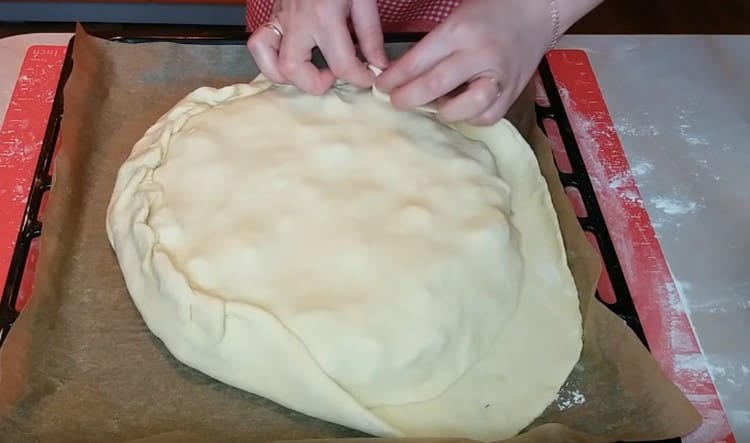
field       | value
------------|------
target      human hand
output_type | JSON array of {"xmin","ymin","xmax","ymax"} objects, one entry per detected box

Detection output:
[
  {"xmin": 375, "ymin": 0, "xmax": 555, "ymax": 126},
  {"xmin": 247, "ymin": 0, "xmax": 390, "ymax": 95}
]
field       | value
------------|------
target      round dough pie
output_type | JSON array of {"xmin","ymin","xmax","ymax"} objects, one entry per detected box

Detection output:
[{"xmin": 105, "ymin": 74, "xmax": 582, "ymax": 441}]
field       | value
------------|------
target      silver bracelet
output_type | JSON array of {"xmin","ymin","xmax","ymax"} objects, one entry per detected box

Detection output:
[{"xmin": 547, "ymin": 0, "xmax": 561, "ymax": 51}]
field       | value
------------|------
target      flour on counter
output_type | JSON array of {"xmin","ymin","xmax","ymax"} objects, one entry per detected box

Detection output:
[
  {"xmin": 673, "ymin": 278, "xmax": 692, "ymax": 296},
  {"xmin": 630, "ymin": 161, "xmax": 655, "ymax": 177},
  {"xmin": 649, "ymin": 196, "xmax": 699, "ymax": 215},
  {"xmin": 615, "ymin": 116, "xmax": 661, "ymax": 137},
  {"xmin": 677, "ymin": 107, "xmax": 710, "ymax": 147},
  {"xmin": 679, "ymin": 124, "xmax": 710, "ymax": 147},
  {"xmin": 706, "ymin": 358, "xmax": 750, "ymax": 390},
  {"xmin": 668, "ymin": 279, "xmax": 690, "ymax": 315},
  {"xmin": 674, "ymin": 354, "xmax": 713, "ymax": 384}
]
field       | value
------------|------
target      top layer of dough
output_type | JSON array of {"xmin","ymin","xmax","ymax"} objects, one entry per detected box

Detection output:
[{"xmin": 106, "ymin": 76, "xmax": 582, "ymax": 441}]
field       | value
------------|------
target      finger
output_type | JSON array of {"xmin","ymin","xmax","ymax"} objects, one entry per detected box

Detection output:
[
  {"xmin": 466, "ymin": 89, "xmax": 515, "ymax": 126},
  {"xmin": 246, "ymin": 27, "xmax": 287, "ymax": 84},
  {"xmin": 351, "ymin": 0, "xmax": 389, "ymax": 69},
  {"xmin": 437, "ymin": 75, "xmax": 502, "ymax": 123},
  {"xmin": 388, "ymin": 50, "xmax": 482, "ymax": 110},
  {"xmin": 374, "ymin": 28, "xmax": 453, "ymax": 93},
  {"xmin": 317, "ymin": 20, "xmax": 375, "ymax": 88},
  {"xmin": 278, "ymin": 32, "xmax": 336, "ymax": 95}
]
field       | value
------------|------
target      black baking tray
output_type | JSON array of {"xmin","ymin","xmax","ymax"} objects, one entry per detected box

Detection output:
[{"xmin": 0, "ymin": 30, "xmax": 674, "ymax": 443}]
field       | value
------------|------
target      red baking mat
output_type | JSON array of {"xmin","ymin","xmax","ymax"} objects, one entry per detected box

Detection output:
[
  {"xmin": 0, "ymin": 45, "xmax": 66, "ymax": 312},
  {"xmin": 0, "ymin": 45, "xmax": 734, "ymax": 442}
]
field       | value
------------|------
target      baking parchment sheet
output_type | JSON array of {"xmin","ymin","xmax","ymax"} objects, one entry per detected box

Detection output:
[{"xmin": 0, "ymin": 26, "xmax": 700, "ymax": 443}]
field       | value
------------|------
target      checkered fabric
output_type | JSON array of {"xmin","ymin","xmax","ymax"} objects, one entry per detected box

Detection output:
[{"xmin": 246, "ymin": 0, "xmax": 463, "ymax": 33}]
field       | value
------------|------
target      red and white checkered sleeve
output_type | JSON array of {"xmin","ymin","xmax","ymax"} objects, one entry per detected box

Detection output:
[
  {"xmin": 378, "ymin": 0, "xmax": 462, "ymax": 32},
  {"xmin": 246, "ymin": 0, "xmax": 275, "ymax": 32},
  {"xmin": 245, "ymin": 0, "xmax": 463, "ymax": 33}
]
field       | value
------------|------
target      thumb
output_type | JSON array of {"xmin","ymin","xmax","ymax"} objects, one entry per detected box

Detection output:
[{"xmin": 350, "ymin": 0, "xmax": 390, "ymax": 69}]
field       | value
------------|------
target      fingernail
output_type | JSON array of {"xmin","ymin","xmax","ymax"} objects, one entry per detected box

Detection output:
[{"xmin": 377, "ymin": 53, "xmax": 390, "ymax": 69}]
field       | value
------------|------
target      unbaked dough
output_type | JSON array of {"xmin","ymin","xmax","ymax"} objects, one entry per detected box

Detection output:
[{"xmin": 105, "ymin": 73, "xmax": 582, "ymax": 441}]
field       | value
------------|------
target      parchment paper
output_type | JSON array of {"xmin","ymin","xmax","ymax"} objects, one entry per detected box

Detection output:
[{"xmin": 0, "ymin": 27, "xmax": 701, "ymax": 443}]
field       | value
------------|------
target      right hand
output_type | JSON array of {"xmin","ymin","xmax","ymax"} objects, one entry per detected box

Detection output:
[{"xmin": 247, "ymin": 0, "xmax": 390, "ymax": 95}]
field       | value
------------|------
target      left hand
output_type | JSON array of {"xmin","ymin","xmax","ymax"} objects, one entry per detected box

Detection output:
[
  {"xmin": 375, "ymin": 0, "xmax": 554, "ymax": 126},
  {"xmin": 247, "ymin": 0, "xmax": 388, "ymax": 95}
]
